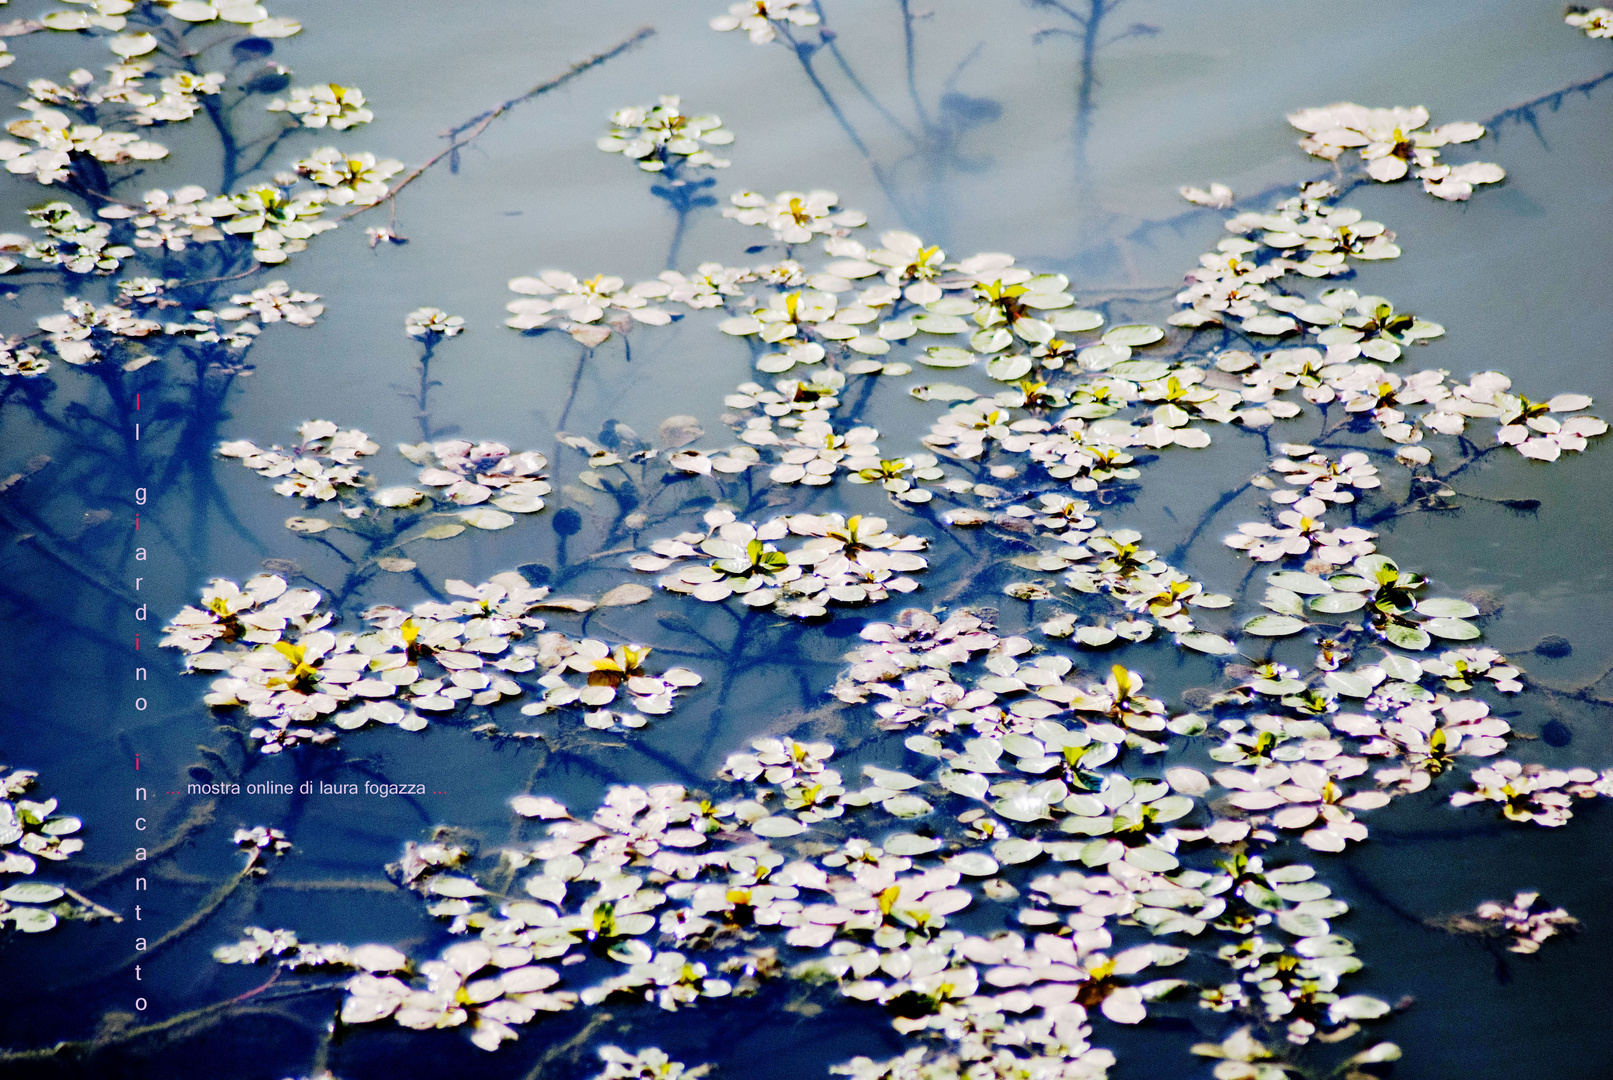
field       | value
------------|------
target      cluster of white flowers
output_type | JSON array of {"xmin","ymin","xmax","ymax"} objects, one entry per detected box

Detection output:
[
  {"xmin": 709, "ymin": 0, "xmax": 819, "ymax": 44},
  {"xmin": 0, "ymin": 766, "xmax": 89, "ymax": 934},
  {"xmin": 505, "ymin": 271, "xmax": 674, "ymax": 346},
  {"xmin": 293, "ymin": 148, "xmax": 403, "ymax": 207},
  {"xmin": 1287, "ymin": 104, "xmax": 1502, "ymax": 200},
  {"xmin": 164, "ymin": 572, "xmax": 704, "ymax": 751},
  {"xmin": 598, "ymin": 95, "xmax": 733, "ymax": 171},
  {"xmin": 403, "ymin": 306, "xmax": 465, "ymax": 338},
  {"xmin": 268, "ymin": 83, "xmax": 372, "ymax": 129},
  {"xmin": 1567, "ymin": 7, "xmax": 1613, "ymax": 36},
  {"xmin": 630, "ymin": 508, "xmax": 929, "ymax": 617}
]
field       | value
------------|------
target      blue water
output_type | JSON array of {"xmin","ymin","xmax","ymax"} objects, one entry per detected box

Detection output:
[{"xmin": 1, "ymin": 2, "xmax": 1610, "ymax": 1078}]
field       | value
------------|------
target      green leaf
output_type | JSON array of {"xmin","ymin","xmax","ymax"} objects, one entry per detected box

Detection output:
[
  {"xmin": 0, "ymin": 883, "xmax": 63, "ymax": 904},
  {"xmin": 1415, "ymin": 598, "xmax": 1480, "ymax": 619},
  {"xmin": 1242, "ymin": 882, "xmax": 1283, "ymax": 911},
  {"xmin": 1330, "ymin": 994, "xmax": 1392, "ymax": 1021},
  {"xmin": 1106, "ymin": 360, "xmax": 1170, "ymax": 381},
  {"xmin": 1242, "ymin": 614, "xmax": 1308, "ymax": 637},
  {"xmin": 912, "ymin": 313, "xmax": 969, "ymax": 334},
  {"xmin": 1277, "ymin": 910, "xmax": 1330, "ymax": 937},
  {"xmin": 1353, "ymin": 554, "xmax": 1397, "ymax": 579},
  {"xmin": 920, "ymin": 346, "xmax": 977, "ymax": 368},
  {"xmin": 1423, "ymin": 617, "xmax": 1480, "ymax": 640},
  {"xmin": 460, "ymin": 508, "xmax": 515, "ymax": 530},
  {"xmin": 882, "ymin": 794, "xmax": 933, "ymax": 818},
  {"xmin": 1379, "ymin": 653, "xmax": 1422, "ymax": 681},
  {"xmin": 1050, "ymin": 309, "xmax": 1104, "ymax": 332},
  {"xmin": 904, "ymin": 735, "xmax": 946, "ymax": 757},
  {"xmin": 8, "ymin": 907, "xmax": 57, "ymax": 933},
  {"xmin": 1123, "ymin": 845, "xmax": 1179, "ymax": 872},
  {"xmin": 1012, "ymin": 317, "xmax": 1054, "ymax": 344},
  {"xmin": 751, "ymin": 816, "xmax": 807, "ymax": 838},
  {"xmin": 1176, "ymin": 631, "xmax": 1238, "ymax": 655},
  {"xmin": 984, "ymin": 354, "xmax": 1033, "ymax": 381},
  {"xmin": 908, "ymin": 382, "xmax": 978, "ymax": 401},
  {"xmin": 1324, "ymin": 671, "xmax": 1377, "ymax": 698},
  {"xmin": 1268, "ymin": 571, "xmax": 1332, "ymax": 594},
  {"xmin": 1151, "ymin": 795, "xmax": 1194, "ymax": 822},
  {"xmin": 938, "ymin": 770, "xmax": 989, "ymax": 800},
  {"xmin": 1103, "ymin": 324, "xmax": 1165, "ymax": 347},
  {"xmin": 417, "ymin": 523, "xmax": 467, "ymax": 540},
  {"xmin": 947, "ymin": 852, "xmax": 999, "ymax": 876},
  {"xmin": 1309, "ymin": 592, "xmax": 1367, "ymax": 614},
  {"xmin": 1261, "ymin": 588, "xmax": 1306, "ymax": 617},
  {"xmin": 1080, "ymin": 839, "xmax": 1122, "ymax": 867},
  {"xmin": 1344, "ymin": 1043, "xmax": 1403, "ymax": 1066},
  {"xmin": 1383, "ymin": 622, "xmax": 1431, "ymax": 651},
  {"xmin": 993, "ymin": 838, "xmax": 1043, "ymax": 864},
  {"xmin": 970, "ymin": 327, "xmax": 1013, "ymax": 353},
  {"xmin": 1166, "ymin": 712, "xmax": 1207, "ymax": 736},
  {"xmin": 884, "ymin": 834, "xmax": 941, "ymax": 856}
]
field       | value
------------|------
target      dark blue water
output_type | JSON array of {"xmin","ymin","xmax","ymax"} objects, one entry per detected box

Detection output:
[{"xmin": 1, "ymin": 2, "xmax": 1610, "ymax": 1079}]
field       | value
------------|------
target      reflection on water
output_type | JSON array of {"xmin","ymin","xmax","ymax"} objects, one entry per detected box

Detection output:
[{"xmin": 0, "ymin": 2, "xmax": 1611, "ymax": 1079}]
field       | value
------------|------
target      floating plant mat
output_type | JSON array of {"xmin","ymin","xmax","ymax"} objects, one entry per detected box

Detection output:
[{"xmin": 0, "ymin": 2, "xmax": 1611, "ymax": 1080}]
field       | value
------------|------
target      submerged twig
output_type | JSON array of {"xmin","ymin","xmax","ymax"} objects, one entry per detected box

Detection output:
[{"xmin": 342, "ymin": 26, "xmax": 656, "ymax": 221}]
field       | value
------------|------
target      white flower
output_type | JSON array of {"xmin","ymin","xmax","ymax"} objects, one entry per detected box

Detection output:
[
  {"xmin": 157, "ymin": 0, "xmax": 302, "ymax": 37},
  {"xmin": 591, "ymin": 1046, "xmax": 710, "ymax": 1080},
  {"xmin": 294, "ymin": 148, "xmax": 403, "ymax": 206},
  {"xmin": 598, "ymin": 96, "xmax": 733, "ymax": 171},
  {"xmin": 722, "ymin": 189, "xmax": 866, "ymax": 244},
  {"xmin": 0, "ymin": 340, "xmax": 48, "ymax": 378},
  {"xmin": 0, "ymin": 109, "xmax": 167, "ymax": 184},
  {"xmin": 709, "ymin": 0, "xmax": 820, "ymax": 44},
  {"xmin": 1286, "ymin": 102, "xmax": 1501, "ymax": 198},
  {"xmin": 37, "ymin": 296, "xmax": 161, "ymax": 365},
  {"xmin": 404, "ymin": 307, "xmax": 464, "ymax": 339},
  {"xmin": 1567, "ymin": 7, "xmax": 1613, "ymax": 37},
  {"xmin": 1180, "ymin": 182, "xmax": 1234, "ymax": 208},
  {"xmin": 219, "ymin": 185, "xmax": 336, "ymax": 264},
  {"xmin": 505, "ymin": 271, "xmax": 672, "ymax": 344},
  {"xmin": 400, "ymin": 439, "xmax": 549, "ymax": 511},
  {"xmin": 99, "ymin": 186, "xmax": 232, "ymax": 251},
  {"xmin": 268, "ymin": 84, "xmax": 372, "ymax": 129},
  {"xmin": 657, "ymin": 263, "xmax": 754, "ymax": 308},
  {"xmin": 219, "ymin": 281, "xmax": 324, "ymax": 327}
]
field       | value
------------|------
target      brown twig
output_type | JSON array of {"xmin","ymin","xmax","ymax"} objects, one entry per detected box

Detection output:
[
  {"xmin": 61, "ymin": 887, "xmax": 122, "ymax": 923},
  {"xmin": 519, "ymin": 1011, "xmax": 614, "ymax": 1080},
  {"xmin": 342, "ymin": 26, "xmax": 655, "ymax": 222},
  {"xmin": 84, "ymin": 800, "xmax": 216, "ymax": 889}
]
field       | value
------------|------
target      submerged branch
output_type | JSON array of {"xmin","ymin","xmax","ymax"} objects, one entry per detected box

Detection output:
[
  {"xmin": 343, "ymin": 27, "xmax": 655, "ymax": 221},
  {"xmin": 519, "ymin": 1010, "xmax": 614, "ymax": 1080}
]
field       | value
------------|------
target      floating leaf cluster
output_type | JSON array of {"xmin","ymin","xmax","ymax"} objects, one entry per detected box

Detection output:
[
  {"xmin": 0, "ymin": 766, "xmax": 101, "ymax": 933},
  {"xmin": 161, "ymin": 572, "xmax": 701, "ymax": 750}
]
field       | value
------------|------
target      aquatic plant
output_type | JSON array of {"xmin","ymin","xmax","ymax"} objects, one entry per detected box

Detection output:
[{"xmin": 0, "ymin": 6, "xmax": 1609, "ymax": 1080}]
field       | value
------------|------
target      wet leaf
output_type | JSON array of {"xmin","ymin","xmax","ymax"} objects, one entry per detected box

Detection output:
[
  {"xmin": 599, "ymin": 583, "xmax": 653, "ymax": 607},
  {"xmin": 921, "ymin": 346, "xmax": 976, "ymax": 368},
  {"xmin": 0, "ymin": 883, "xmax": 62, "ymax": 904},
  {"xmin": 1242, "ymin": 615, "xmax": 1308, "ymax": 637},
  {"xmin": 1177, "ymin": 631, "xmax": 1237, "ymax": 655},
  {"xmin": 460, "ymin": 508, "xmax": 516, "ymax": 530},
  {"xmin": 1102, "ymin": 324, "xmax": 1164, "ymax": 347}
]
